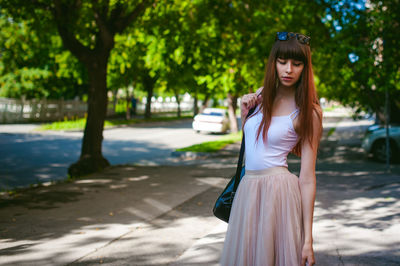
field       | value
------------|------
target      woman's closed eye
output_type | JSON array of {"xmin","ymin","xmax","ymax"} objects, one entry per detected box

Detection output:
[
  {"xmin": 277, "ymin": 59, "xmax": 303, "ymax": 67},
  {"xmin": 277, "ymin": 59, "xmax": 286, "ymax": 65}
]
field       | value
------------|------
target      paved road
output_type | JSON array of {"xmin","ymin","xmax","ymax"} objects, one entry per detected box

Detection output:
[{"xmin": 0, "ymin": 120, "xmax": 226, "ymax": 191}]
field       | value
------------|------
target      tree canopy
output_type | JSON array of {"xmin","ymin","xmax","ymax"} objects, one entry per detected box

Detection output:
[
  {"xmin": 0, "ymin": 8, "xmax": 87, "ymax": 99},
  {"xmin": 1, "ymin": 0, "xmax": 399, "ymax": 175}
]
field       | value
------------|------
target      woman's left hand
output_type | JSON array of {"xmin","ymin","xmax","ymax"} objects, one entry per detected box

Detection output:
[{"xmin": 301, "ymin": 243, "xmax": 315, "ymax": 266}]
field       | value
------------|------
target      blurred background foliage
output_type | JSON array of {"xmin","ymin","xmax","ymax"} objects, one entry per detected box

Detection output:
[{"xmin": 0, "ymin": 0, "xmax": 399, "ymax": 119}]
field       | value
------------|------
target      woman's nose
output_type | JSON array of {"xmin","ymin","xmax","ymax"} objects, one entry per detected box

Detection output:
[{"xmin": 286, "ymin": 62, "xmax": 292, "ymax": 73}]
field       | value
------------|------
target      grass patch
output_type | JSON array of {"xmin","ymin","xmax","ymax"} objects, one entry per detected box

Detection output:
[
  {"xmin": 38, "ymin": 115, "xmax": 193, "ymax": 131},
  {"xmin": 106, "ymin": 115, "xmax": 193, "ymax": 127},
  {"xmin": 327, "ymin": 127, "xmax": 336, "ymax": 137},
  {"xmin": 38, "ymin": 118, "xmax": 92, "ymax": 131},
  {"xmin": 323, "ymin": 105, "xmax": 341, "ymax": 112},
  {"xmin": 176, "ymin": 131, "xmax": 242, "ymax": 153}
]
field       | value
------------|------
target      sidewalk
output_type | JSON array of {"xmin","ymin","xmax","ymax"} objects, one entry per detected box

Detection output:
[
  {"xmin": 1, "ymin": 117, "xmax": 400, "ymax": 265},
  {"xmin": 0, "ymin": 160, "xmax": 234, "ymax": 265}
]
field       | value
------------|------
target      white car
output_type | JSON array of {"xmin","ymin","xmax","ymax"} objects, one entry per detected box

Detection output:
[{"xmin": 192, "ymin": 108, "xmax": 230, "ymax": 133}]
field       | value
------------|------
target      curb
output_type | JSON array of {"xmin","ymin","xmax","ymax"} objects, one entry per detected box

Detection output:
[{"xmin": 170, "ymin": 151, "xmax": 211, "ymax": 160}]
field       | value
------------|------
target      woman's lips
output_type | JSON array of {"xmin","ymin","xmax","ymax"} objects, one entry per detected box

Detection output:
[{"xmin": 282, "ymin": 77, "xmax": 293, "ymax": 81}]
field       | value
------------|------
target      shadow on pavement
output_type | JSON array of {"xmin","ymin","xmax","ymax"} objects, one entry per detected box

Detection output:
[{"xmin": 0, "ymin": 132, "xmax": 191, "ymax": 190}]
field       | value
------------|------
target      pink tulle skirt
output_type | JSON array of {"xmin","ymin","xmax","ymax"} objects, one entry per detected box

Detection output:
[{"xmin": 220, "ymin": 167, "xmax": 304, "ymax": 266}]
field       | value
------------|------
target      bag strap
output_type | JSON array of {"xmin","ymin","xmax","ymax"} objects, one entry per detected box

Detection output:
[{"xmin": 233, "ymin": 105, "xmax": 257, "ymax": 192}]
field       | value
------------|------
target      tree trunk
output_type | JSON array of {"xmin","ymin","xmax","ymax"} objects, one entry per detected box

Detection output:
[
  {"xmin": 174, "ymin": 89, "xmax": 181, "ymax": 118},
  {"xmin": 199, "ymin": 93, "xmax": 210, "ymax": 113},
  {"xmin": 145, "ymin": 87, "xmax": 153, "ymax": 119},
  {"xmin": 112, "ymin": 89, "xmax": 118, "ymax": 113},
  {"xmin": 68, "ymin": 56, "xmax": 110, "ymax": 177},
  {"xmin": 193, "ymin": 92, "xmax": 199, "ymax": 116},
  {"xmin": 125, "ymin": 87, "xmax": 131, "ymax": 120},
  {"xmin": 126, "ymin": 96, "xmax": 132, "ymax": 120},
  {"xmin": 144, "ymin": 73, "xmax": 155, "ymax": 119},
  {"xmin": 227, "ymin": 93, "xmax": 239, "ymax": 133},
  {"xmin": 232, "ymin": 94, "xmax": 238, "ymax": 113}
]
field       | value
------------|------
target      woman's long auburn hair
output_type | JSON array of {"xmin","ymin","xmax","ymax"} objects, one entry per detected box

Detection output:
[{"xmin": 253, "ymin": 37, "xmax": 322, "ymax": 156}]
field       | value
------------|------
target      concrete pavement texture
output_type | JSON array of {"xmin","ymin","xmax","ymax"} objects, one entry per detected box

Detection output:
[{"xmin": 1, "ymin": 116, "xmax": 400, "ymax": 265}]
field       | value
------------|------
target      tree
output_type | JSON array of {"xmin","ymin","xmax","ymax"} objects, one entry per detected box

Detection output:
[{"xmin": 1, "ymin": 0, "xmax": 152, "ymax": 177}]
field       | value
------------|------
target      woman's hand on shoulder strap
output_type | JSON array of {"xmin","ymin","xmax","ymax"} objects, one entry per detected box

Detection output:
[
  {"xmin": 241, "ymin": 93, "xmax": 258, "ymax": 110},
  {"xmin": 241, "ymin": 87, "xmax": 263, "ymax": 110},
  {"xmin": 241, "ymin": 87, "xmax": 263, "ymax": 122}
]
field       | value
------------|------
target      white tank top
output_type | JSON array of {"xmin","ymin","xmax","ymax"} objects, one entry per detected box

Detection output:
[{"xmin": 244, "ymin": 106, "xmax": 299, "ymax": 170}]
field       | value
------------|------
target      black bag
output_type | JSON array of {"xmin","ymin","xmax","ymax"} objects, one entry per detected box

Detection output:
[{"xmin": 213, "ymin": 106, "xmax": 256, "ymax": 223}]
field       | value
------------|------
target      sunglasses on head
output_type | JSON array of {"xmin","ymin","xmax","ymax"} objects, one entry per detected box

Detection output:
[{"xmin": 276, "ymin": 32, "xmax": 311, "ymax": 46}]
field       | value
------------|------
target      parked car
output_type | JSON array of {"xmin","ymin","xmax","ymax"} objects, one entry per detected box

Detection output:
[
  {"xmin": 192, "ymin": 108, "xmax": 230, "ymax": 133},
  {"xmin": 362, "ymin": 124, "xmax": 400, "ymax": 162}
]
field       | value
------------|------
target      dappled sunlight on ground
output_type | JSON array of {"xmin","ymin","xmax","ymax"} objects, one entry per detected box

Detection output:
[
  {"xmin": 0, "ymin": 164, "xmax": 233, "ymax": 265},
  {"xmin": 309, "ymin": 120, "xmax": 400, "ymax": 265},
  {"xmin": 1, "ymin": 222, "xmax": 138, "ymax": 265},
  {"xmin": 171, "ymin": 222, "xmax": 227, "ymax": 266}
]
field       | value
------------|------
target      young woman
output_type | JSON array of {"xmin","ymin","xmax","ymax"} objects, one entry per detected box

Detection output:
[{"xmin": 220, "ymin": 32, "xmax": 322, "ymax": 266}]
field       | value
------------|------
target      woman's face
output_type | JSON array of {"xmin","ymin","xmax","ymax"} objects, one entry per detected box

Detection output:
[{"xmin": 276, "ymin": 57, "xmax": 304, "ymax": 88}]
